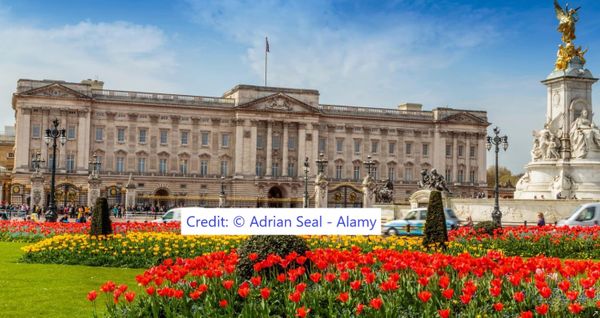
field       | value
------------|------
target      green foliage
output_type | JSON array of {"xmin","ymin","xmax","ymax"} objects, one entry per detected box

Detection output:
[
  {"xmin": 236, "ymin": 235, "xmax": 309, "ymax": 280},
  {"xmin": 473, "ymin": 221, "xmax": 501, "ymax": 235},
  {"xmin": 422, "ymin": 190, "xmax": 448, "ymax": 248},
  {"xmin": 487, "ymin": 165, "xmax": 520, "ymax": 187},
  {"xmin": 90, "ymin": 197, "xmax": 112, "ymax": 236}
]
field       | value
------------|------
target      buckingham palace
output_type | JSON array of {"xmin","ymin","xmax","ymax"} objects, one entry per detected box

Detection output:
[{"xmin": 7, "ymin": 79, "xmax": 488, "ymax": 208}]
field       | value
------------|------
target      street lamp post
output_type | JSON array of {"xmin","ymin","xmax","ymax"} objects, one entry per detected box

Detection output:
[
  {"xmin": 486, "ymin": 127, "xmax": 508, "ymax": 226},
  {"xmin": 363, "ymin": 155, "xmax": 375, "ymax": 178},
  {"xmin": 303, "ymin": 157, "xmax": 309, "ymax": 208},
  {"xmin": 44, "ymin": 119, "xmax": 67, "ymax": 222},
  {"xmin": 88, "ymin": 153, "xmax": 102, "ymax": 177},
  {"xmin": 316, "ymin": 152, "xmax": 328, "ymax": 174}
]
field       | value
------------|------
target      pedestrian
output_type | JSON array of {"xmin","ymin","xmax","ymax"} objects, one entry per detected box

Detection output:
[{"xmin": 537, "ymin": 212, "xmax": 546, "ymax": 227}]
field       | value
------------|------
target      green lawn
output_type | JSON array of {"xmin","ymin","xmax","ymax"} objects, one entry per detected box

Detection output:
[{"xmin": 0, "ymin": 242, "xmax": 143, "ymax": 318}]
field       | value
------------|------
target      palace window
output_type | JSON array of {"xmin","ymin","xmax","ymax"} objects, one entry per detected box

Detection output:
[
  {"xmin": 66, "ymin": 154, "xmax": 75, "ymax": 173},
  {"xmin": 48, "ymin": 154, "xmax": 54, "ymax": 169},
  {"xmin": 159, "ymin": 159, "xmax": 168, "ymax": 174},
  {"xmin": 138, "ymin": 158, "xmax": 146, "ymax": 173},
  {"xmin": 32, "ymin": 124, "xmax": 41, "ymax": 138},
  {"xmin": 201, "ymin": 132, "xmax": 209, "ymax": 146},
  {"xmin": 273, "ymin": 134, "xmax": 281, "ymax": 150},
  {"xmin": 354, "ymin": 139, "xmax": 361, "ymax": 154},
  {"xmin": 458, "ymin": 145, "xmax": 464, "ymax": 157},
  {"xmin": 257, "ymin": 134, "xmax": 265, "ymax": 149},
  {"xmin": 256, "ymin": 162, "xmax": 263, "ymax": 176},
  {"xmin": 470, "ymin": 169, "xmax": 476, "ymax": 183},
  {"xmin": 422, "ymin": 144, "xmax": 429, "ymax": 157},
  {"xmin": 180, "ymin": 160, "xmax": 188, "ymax": 175},
  {"xmin": 138, "ymin": 128, "xmax": 147, "ymax": 144},
  {"xmin": 445, "ymin": 168, "xmax": 452, "ymax": 182},
  {"xmin": 115, "ymin": 128, "xmax": 125, "ymax": 143},
  {"xmin": 319, "ymin": 138, "xmax": 327, "ymax": 153},
  {"xmin": 371, "ymin": 140, "xmax": 379, "ymax": 154},
  {"xmin": 388, "ymin": 166, "xmax": 395, "ymax": 182},
  {"xmin": 95, "ymin": 127, "xmax": 104, "ymax": 141},
  {"xmin": 405, "ymin": 143, "xmax": 412, "ymax": 155},
  {"xmin": 288, "ymin": 136, "xmax": 296, "ymax": 150},
  {"xmin": 458, "ymin": 169, "xmax": 464, "ymax": 183},
  {"xmin": 371, "ymin": 167, "xmax": 378, "ymax": 180},
  {"xmin": 272, "ymin": 162, "xmax": 280, "ymax": 177},
  {"xmin": 470, "ymin": 146, "xmax": 476, "ymax": 158},
  {"xmin": 336, "ymin": 139, "xmax": 344, "ymax": 153},
  {"xmin": 404, "ymin": 167, "xmax": 413, "ymax": 182},
  {"xmin": 67, "ymin": 126, "xmax": 76, "ymax": 140},
  {"xmin": 200, "ymin": 160, "xmax": 208, "ymax": 176},
  {"xmin": 388, "ymin": 142, "xmax": 396, "ymax": 155},
  {"xmin": 353, "ymin": 165, "xmax": 361, "ymax": 181},
  {"xmin": 181, "ymin": 131, "xmax": 189, "ymax": 146},
  {"xmin": 446, "ymin": 144, "xmax": 452, "ymax": 157},
  {"xmin": 335, "ymin": 165, "xmax": 343, "ymax": 180},
  {"xmin": 116, "ymin": 157, "xmax": 125, "ymax": 173},
  {"xmin": 288, "ymin": 162, "xmax": 296, "ymax": 177},
  {"xmin": 221, "ymin": 134, "xmax": 230, "ymax": 148},
  {"xmin": 220, "ymin": 160, "xmax": 229, "ymax": 176},
  {"xmin": 160, "ymin": 130, "xmax": 168, "ymax": 145}
]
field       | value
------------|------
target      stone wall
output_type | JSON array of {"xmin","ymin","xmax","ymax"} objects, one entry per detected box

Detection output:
[{"xmin": 448, "ymin": 199, "xmax": 596, "ymax": 225}]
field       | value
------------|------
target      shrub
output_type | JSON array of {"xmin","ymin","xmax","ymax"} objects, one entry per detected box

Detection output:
[
  {"xmin": 473, "ymin": 221, "xmax": 501, "ymax": 236},
  {"xmin": 236, "ymin": 235, "xmax": 309, "ymax": 280},
  {"xmin": 90, "ymin": 198, "xmax": 112, "ymax": 236},
  {"xmin": 422, "ymin": 190, "xmax": 448, "ymax": 249}
]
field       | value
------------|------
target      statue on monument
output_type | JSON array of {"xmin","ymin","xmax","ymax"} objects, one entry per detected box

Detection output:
[
  {"xmin": 569, "ymin": 109, "xmax": 600, "ymax": 158},
  {"xmin": 418, "ymin": 168, "xmax": 450, "ymax": 193},
  {"xmin": 554, "ymin": 1, "xmax": 587, "ymax": 71},
  {"xmin": 531, "ymin": 126, "xmax": 561, "ymax": 161}
]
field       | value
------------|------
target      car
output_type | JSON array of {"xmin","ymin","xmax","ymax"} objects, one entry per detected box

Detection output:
[
  {"xmin": 557, "ymin": 203, "xmax": 600, "ymax": 226},
  {"xmin": 382, "ymin": 208, "xmax": 460, "ymax": 235}
]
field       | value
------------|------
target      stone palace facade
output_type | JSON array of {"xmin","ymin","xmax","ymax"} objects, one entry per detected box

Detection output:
[{"xmin": 9, "ymin": 79, "xmax": 488, "ymax": 208}]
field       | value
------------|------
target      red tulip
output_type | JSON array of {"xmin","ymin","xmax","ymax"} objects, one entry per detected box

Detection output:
[
  {"xmin": 568, "ymin": 302, "xmax": 583, "ymax": 314},
  {"xmin": 289, "ymin": 291, "xmax": 301, "ymax": 303},
  {"xmin": 356, "ymin": 303, "xmax": 364, "ymax": 315},
  {"xmin": 249, "ymin": 253, "xmax": 258, "ymax": 261},
  {"xmin": 124, "ymin": 291, "xmax": 135, "ymax": 303},
  {"xmin": 237, "ymin": 286, "xmax": 250, "ymax": 298},
  {"xmin": 370, "ymin": 297, "xmax": 383, "ymax": 310},
  {"xmin": 219, "ymin": 299, "xmax": 228, "ymax": 308},
  {"xmin": 558, "ymin": 280, "xmax": 570, "ymax": 292},
  {"xmin": 520, "ymin": 311, "xmax": 533, "ymax": 318},
  {"xmin": 260, "ymin": 287, "xmax": 271, "ymax": 300},
  {"xmin": 459, "ymin": 293, "xmax": 471, "ymax": 305},
  {"xmin": 350, "ymin": 280, "xmax": 361, "ymax": 291},
  {"xmin": 296, "ymin": 283, "xmax": 307, "ymax": 293},
  {"xmin": 418, "ymin": 291, "xmax": 432, "ymax": 303},
  {"xmin": 493, "ymin": 303, "xmax": 504, "ymax": 312},
  {"xmin": 277, "ymin": 273, "xmax": 286, "ymax": 283},
  {"xmin": 538, "ymin": 286, "xmax": 551, "ymax": 298},
  {"xmin": 87, "ymin": 290, "xmax": 97, "ymax": 302},
  {"xmin": 438, "ymin": 308, "xmax": 450, "ymax": 318},
  {"xmin": 337, "ymin": 292, "xmax": 349, "ymax": 303},
  {"xmin": 513, "ymin": 291, "xmax": 525, "ymax": 303},
  {"xmin": 309, "ymin": 272, "xmax": 321, "ymax": 283},
  {"xmin": 585, "ymin": 288, "xmax": 596, "ymax": 299},
  {"xmin": 566, "ymin": 290, "xmax": 578, "ymax": 301},
  {"xmin": 250, "ymin": 276, "xmax": 262, "ymax": 287},
  {"xmin": 442, "ymin": 289, "xmax": 454, "ymax": 299},
  {"xmin": 296, "ymin": 306, "xmax": 310, "ymax": 318},
  {"xmin": 222, "ymin": 280, "xmax": 234, "ymax": 290},
  {"xmin": 438, "ymin": 275, "xmax": 450, "ymax": 289},
  {"xmin": 535, "ymin": 303, "xmax": 548, "ymax": 315}
]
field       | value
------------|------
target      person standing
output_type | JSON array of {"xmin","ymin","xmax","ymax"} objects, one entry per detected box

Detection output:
[{"xmin": 537, "ymin": 212, "xmax": 546, "ymax": 226}]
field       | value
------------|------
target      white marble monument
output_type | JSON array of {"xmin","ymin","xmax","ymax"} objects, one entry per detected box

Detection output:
[{"xmin": 515, "ymin": 2, "xmax": 600, "ymax": 199}]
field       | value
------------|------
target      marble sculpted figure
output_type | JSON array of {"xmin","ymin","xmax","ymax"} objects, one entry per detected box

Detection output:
[
  {"xmin": 569, "ymin": 109, "xmax": 600, "ymax": 158},
  {"xmin": 530, "ymin": 125, "xmax": 560, "ymax": 161},
  {"xmin": 418, "ymin": 169, "xmax": 450, "ymax": 193}
]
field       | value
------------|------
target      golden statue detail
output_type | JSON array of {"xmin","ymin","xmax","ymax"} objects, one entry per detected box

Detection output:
[{"xmin": 553, "ymin": 0, "xmax": 587, "ymax": 71}]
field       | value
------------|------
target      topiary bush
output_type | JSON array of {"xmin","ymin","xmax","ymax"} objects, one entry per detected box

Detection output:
[
  {"xmin": 422, "ymin": 190, "xmax": 448, "ymax": 249},
  {"xmin": 473, "ymin": 220, "xmax": 501, "ymax": 236},
  {"xmin": 236, "ymin": 235, "xmax": 310, "ymax": 280},
  {"xmin": 90, "ymin": 197, "xmax": 112, "ymax": 236}
]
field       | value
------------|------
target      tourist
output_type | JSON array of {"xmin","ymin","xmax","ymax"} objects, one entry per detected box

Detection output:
[
  {"xmin": 537, "ymin": 212, "xmax": 546, "ymax": 227},
  {"xmin": 59, "ymin": 215, "xmax": 69, "ymax": 223}
]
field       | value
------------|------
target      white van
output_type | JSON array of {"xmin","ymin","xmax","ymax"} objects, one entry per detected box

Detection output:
[
  {"xmin": 153, "ymin": 208, "xmax": 183, "ymax": 223},
  {"xmin": 557, "ymin": 203, "xmax": 600, "ymax": 226}
]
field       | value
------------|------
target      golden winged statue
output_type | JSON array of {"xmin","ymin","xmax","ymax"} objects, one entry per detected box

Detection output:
[{"xmin": 554, "ymin": 0, "xmax": 580, "ymax": 44}]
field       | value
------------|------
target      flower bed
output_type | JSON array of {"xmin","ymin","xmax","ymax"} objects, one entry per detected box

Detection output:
[
  {"xmin": 0, "ymin": 220, "xmax": 179, "ymax": 242},
  {"xmin": 91, "ymin": 248, "xmax": 600, "ymax": 317},
  {"xmin": 451, "ymin": 225, "xmax": 600, "ymax": 259},
  {"xmin": 21, "ymin": 233, "xmax": 429, "ymax": 268}
]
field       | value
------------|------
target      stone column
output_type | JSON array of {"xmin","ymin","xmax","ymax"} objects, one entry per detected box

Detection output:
[
  {"xmin": 30, "ymin": 172, "xmax": 46, "ymax": 209},
  {"xmin": 452, "ymin": 133, "xmax": 458, "ymax": 183},
  {"xmin": 314, "ymin": 173, "xmax": 328, "ymax": 208},
  {"xmin": 282, "ymin": 122, "xmax": 289, "ymax": 176},
  {"xmin": 311, "ymin": 124, "xmax": 319, "ymax": 167},
  {"xmin": 234, "ymin": 120, "xmax": 244, "ymax": 175},
  {"xmin": 248, "ymin": 121, "xmax": 257, "ymax": 175},
  {"xmin": 362, "ymin": 175, "xmax": 376, "ymax": 208},
  {"xmin": 297, "ymin": 124, "xmax": 306, "ymax": 176},
  {"xmin": 465, "ymin": 134, "xmax": 471, "ymax": 184},
  {"xmin": 266, "ymin": 121, "xmax": 273, "ymax": 176},
  {"xmin": 87, "ymin": 176, "xmax": 102, "ymax": 207},
  {"xmin": 478, "ymin": 134, "xmax": 487, "ymax": 185}
]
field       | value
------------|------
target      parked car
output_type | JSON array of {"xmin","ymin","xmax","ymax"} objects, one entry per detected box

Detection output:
[
  {"xmin": 382, "ymin": 208, "xmax": 461, "ymax": 235},
  {"xmin": 557, "ymin": 203, "xmax": 600, "ymax": 226}
]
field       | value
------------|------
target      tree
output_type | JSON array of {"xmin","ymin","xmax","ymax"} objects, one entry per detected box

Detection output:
[
  {"xmin": 422, "ymin": 190, "xmax": 448, "ymax": 249},
  {"xmin": 487, "ymin": 166, "xmax": 520, "ymax": 187},
  {"xmin": 90, "ymin": 197, "xmax": 112, "ymax": 236}
]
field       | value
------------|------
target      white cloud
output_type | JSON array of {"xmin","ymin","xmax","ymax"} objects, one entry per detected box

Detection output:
[{"xmin": 0, "ymin": 14, "xmax": 177, "ymax": 129}]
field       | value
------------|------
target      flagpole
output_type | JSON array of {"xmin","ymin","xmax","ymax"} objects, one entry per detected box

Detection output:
[{"xmin": 264, "ymin": 37, "xmax": 268, "ymax": 86}]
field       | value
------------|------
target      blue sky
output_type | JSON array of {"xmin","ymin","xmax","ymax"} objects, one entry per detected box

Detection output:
[{"xmin": 1, "ymin": 0, "xmax": 600, "ymax": 173}]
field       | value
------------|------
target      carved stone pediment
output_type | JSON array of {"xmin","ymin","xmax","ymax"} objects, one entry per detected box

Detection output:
[
  {"xmin": 18, "ymin": 83, "xmax": 91, "ymax": 99},
  {"xmin": 438, "ymin": 112, "xmax": 487, "ymax": 125},
  {"xmin": 235, "ymin": 93, "xmax": 321, "ymax": 114}
]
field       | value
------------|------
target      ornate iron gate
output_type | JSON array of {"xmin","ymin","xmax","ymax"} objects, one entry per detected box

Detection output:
[{"xmin": 328, "ymin": 183, "xmax": 363, "ymax": 208}]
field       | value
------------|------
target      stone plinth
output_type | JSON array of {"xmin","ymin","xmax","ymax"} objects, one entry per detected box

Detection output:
[
  {"xmin": 362, "ymin": 176, "xmax": 376, "ymax": 208},
  {"xmin": 314, "ymin": 173, "xmax": 328, "ymax": 208},
  {"xmin": 87, "ymin": 176, "xmax": 101, "ymax": 207},
  {"xmin": 30, "ymin": 172, "xmax": 45, "ymax": 208}
]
